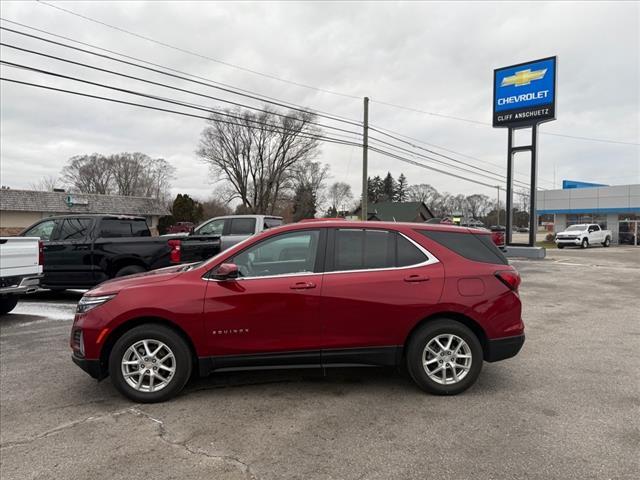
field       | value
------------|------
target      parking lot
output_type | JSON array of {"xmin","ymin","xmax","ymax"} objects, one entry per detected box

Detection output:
[{"xmin": 1, "ymin": 246, "xmax": 638, "ymax": 480}]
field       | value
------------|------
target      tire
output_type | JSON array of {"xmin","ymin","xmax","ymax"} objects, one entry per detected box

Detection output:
[
  {"xmin": 109, "ymin": 324, "xmax": 193, "ymax": 403},
  {"xmin": 114, "ymin": 265, "xmax": 146, "ymax": 278},
  {"xmin": 406, "ymin": 319, "xmax": 483, "ymax": 395},
  {"xmin": 0, "ymin": 296, "xmax": 19, "ymax": 315},
  {"xmin": 557, "ymin": 244, "xmax": 564, "ymax": 249},
  {"xmin": 602, "ymin": 237, "xmax": 611, "ymax": 247},
  {"xmin": 581, "ymin": 238, "xmax": 589, "ymax": 249}
]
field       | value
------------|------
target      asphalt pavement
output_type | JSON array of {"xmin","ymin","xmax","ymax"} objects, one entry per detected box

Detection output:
[{"xmin": 1, "ymin": 246, "xmax": 638, "ymax": 479}]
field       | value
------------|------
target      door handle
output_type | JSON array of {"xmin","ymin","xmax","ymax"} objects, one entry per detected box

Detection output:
[
  {"xmin": 404, "ymin": 275, "xmax": 430, "ymax": 283},
  {"xmin": 289, "ymin": 281, "xmax": 316, "ymax": 290}
]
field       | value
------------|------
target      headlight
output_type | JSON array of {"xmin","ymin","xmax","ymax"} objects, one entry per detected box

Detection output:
[{"xmin": 77, "ymin": 294, "xmax": 116, "ymax": 314}]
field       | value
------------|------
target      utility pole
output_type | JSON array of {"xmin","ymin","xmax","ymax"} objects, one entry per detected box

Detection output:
[
  {"xmin": 361, "ymin": 96, "xmax": 369, "ymax": 220},
  {"xmin": 496, "ymin": 185, "xmax": 501, "ymax": 226}
]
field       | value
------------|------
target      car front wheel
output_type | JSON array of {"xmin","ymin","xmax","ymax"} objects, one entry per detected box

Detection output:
[
  {"xmin": 581, "ymin": 238, "xmax": 589, "ymax": 249},
  {"xmin": 406, "ymin": 319, "xmax": 483, "ymax": 395},
  {"xmin": 109, "ymin": 324, "xmax": 192, "ymax": 403}
]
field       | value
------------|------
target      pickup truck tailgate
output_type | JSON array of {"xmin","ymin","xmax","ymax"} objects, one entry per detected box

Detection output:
[
  {"xmin": 180, "ymin": 235, "xmax": 221, "ymax": 263},
  {"xmin": 0, "ymin": 237, "xmax": 42, "ymax": 277}
]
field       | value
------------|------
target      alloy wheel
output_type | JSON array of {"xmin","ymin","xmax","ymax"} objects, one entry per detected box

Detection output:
[
  {"xmin": 422, "ymin": 334, "xmax": 472, "ymax": 385},
  {"xmin": 121, "ymin": 339, "xmax": 176, "ymax": 393}
]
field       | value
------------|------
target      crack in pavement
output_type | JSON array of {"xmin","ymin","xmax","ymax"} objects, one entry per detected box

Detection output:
[
  {"xmin": 0, "ymin": 407, "xmax": 258, "ymax": 480},
  {"xmin": 129, "ymin": 408, "xmax": 258, "ymax": 480}
]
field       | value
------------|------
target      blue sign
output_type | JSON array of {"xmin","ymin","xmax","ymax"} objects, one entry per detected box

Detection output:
[{"xmin": 493, "ymin": 57, "xmax": 556, "ymax": 127}]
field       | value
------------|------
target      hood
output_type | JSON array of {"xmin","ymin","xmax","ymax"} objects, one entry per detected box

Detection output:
[{"xmin": 89, "ymin": 264, "xmax": 186, "ymax": 295}]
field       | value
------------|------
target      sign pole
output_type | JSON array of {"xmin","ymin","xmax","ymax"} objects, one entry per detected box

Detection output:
[
  {"xmin": 529, "ymin": 124, "xmax": 538, "ymax": 246},
  {"xmin": 506, "ymin": 128, "xmax": 514, "ymax": 244}
]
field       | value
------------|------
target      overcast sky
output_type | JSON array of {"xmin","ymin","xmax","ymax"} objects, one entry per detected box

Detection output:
[{"xmin": 1, "ymin": 1, "xmax": 638, "ymax": 206}]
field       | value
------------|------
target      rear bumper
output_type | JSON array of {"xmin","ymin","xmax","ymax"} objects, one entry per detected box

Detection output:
[
  {"xmin": 485, "ymin": 334, "xmax": 525, "ymax": 362},
  {"xmin": 72, "ymin": 354, "xmax": 107, "ymax": 380},
  {"xmin": 0, "ymin": 274, "xmax": 42, "ymax": 295}
]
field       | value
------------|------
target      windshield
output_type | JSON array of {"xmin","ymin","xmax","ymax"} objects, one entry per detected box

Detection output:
[{"xmin": 566, "ymin": 225, "xmax": 587, "ymax": 231}]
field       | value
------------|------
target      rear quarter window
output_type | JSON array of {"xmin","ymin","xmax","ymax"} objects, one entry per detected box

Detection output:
[{"xmin": 417, "ymin": 230, "xmax": 508, "ymax": 265}]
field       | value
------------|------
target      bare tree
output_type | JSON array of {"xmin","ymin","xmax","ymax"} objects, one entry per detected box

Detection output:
[
  {"xmin": 62, "ymin": 154, "xmax": 114, "ymax": 195},
  {"xmin": 465, "ymin": 194, "xmax": 491, "ymax": 219},
  {"xmin": 60, "ymin": 153, "xmax": 174, "ymax": 200},
  {"xmin": 30, "ymin": 175, "xmax": 60, "ymax": 192},
  {"xmin": 328, "ymin": 182, "xmax": 353, "ymax": 214},
  {"xmin": 197, "ymin": 107, "xmax": 321, "ymax": 215},
  {"xmin": 407, "ymin": 183, "xmax": 440, "ymax": 205},
  {"xmin": 293, "ymin": 159, "xmax": 330, "ymax": 209}
]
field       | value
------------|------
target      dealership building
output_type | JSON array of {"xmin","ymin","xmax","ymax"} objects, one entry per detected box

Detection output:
[{"xmin": 537, "ymin": 180, "xmax": 640, "ymax": 245}]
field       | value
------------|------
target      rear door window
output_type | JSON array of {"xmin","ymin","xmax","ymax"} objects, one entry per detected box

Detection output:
[
  {"xmin": 56, "ymin": 218, "xmax": 92, "ymax": 240},
  {"xmin": 333, "ymin": 229, "xmax": 394, "ymax": 271},
  {"xmin": 264, "ymin": 218, "xmax": 283, "ymax": 229},
  {"xmin": 417, "ymin": 229, "xmax": 508, "ymax": 265},
  {"xmin": 396, "ymin": 234, "xmax": 427, "ymax": 267},
  {"xmin": 100, "ymin": 218, "xmax": 150, "ymax": 238},
  {"xmin": 229, "ymin": 218, "xmax": 256, "ymax": 235}
]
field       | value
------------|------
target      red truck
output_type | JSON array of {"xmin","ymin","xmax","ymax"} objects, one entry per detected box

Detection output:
[{"xmin": 71, "ymin": 220, "xmax": 524, "ymax": 402}]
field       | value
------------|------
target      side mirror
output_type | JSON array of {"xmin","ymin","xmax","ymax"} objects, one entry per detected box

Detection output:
[{"xmin": 213, "ymin": 263, "xmax": 239, "ymax": 281}]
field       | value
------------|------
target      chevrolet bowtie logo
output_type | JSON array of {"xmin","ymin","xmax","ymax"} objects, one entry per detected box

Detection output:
[{"xmin": 501, "ymin": 68, "xmax": 547, "ymax": 87}]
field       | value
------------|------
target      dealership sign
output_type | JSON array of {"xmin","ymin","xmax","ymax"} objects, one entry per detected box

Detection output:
[{"xmin": 493, "ymin": 56, "xmax": 556, "ymax": 127}]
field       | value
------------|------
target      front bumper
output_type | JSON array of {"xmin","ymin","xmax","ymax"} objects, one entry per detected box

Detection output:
[
  {"xmin": 72, "ymin": 353, "xmax": 107, "ymax": 380},
  {"xmin": 485, "ymin": 334, "xmax": 525, "ymax": 362},
  {"xmin": 0, "ymin": 274, "xmax": 42, "ymax": 295},
  {"xmin": 556, "ymin": 238, "xmax": 581, "ymax": 245}
]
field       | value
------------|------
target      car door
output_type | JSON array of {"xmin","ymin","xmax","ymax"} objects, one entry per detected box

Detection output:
[
  {"xmin": 319, "ymin": 228, "xmax": 445, "ymax": 364},
  {"xmin": 43, "ymin": 217, "xmax": 96, "ymax": 287},
  {"xmin": 21, "ymin": 218, "xmax": 60, "ymax": 285},
  {"xmin": 202, "ymin": 228, "xmax": 326, "ymax": 366}
]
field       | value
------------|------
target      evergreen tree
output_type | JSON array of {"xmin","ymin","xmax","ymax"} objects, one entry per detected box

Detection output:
[
  {"xmin": 292, "ymin": 184, "xmax": 316, "ymax": 221},
  {"xmin": 381, "ymin": 172, "xmax": 397, "ymax": 202},
  {"xmin": 171, "ymin": 194, "xmax": 204, "ymax": 223},
  {"xmin": 396, "ymin": 173, "xmax": 408, "ymax": 201}
]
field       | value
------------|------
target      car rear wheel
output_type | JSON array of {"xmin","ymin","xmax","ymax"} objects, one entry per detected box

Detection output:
[
  {"xmin": 0, "ymin": 296, "xmax": 19, "ymax": 315},
  {"xmin": 581, "ymin": 238, "xmax": 589, "ymax": 249},
  {"xmin": 406, "ymin": 319, "xmax": 483, "ymax": 395},
  {"xmin": 602, "ymin": 237, "xmax": 611, "ymax": 247},
  {"xmin": 109, "ymin": 324, "xmax": 192, "ymax": 403}
]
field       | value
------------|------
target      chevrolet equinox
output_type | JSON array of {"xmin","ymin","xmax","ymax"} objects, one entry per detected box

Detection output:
[{"xmin": 71, "ymin": 221, "xmax": 525, "ymax": 402}]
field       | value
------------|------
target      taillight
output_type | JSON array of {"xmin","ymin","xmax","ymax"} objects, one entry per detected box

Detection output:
[
  {"xmin": 38, "ymin": 240, "xmax": 44, "ymax": 266},
  {"xmin": 495, "ymin": 269, "xmax": 521, "ymax": 292},
  {"xmin": 168, "ymin": 239, "xmax": 181, "ymax": 263}
]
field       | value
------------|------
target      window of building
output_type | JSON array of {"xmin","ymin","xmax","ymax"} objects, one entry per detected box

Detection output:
[{"xmin": 566, "ymin": 214, "xmax": 607, "ymax": 229}]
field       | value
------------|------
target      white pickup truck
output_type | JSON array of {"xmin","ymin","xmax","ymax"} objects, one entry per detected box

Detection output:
[
  {"xmin": 0, "ymin": 237, "xmax": 43, "ymax": 314},
  {"xmin": 555, "ymin": 224, "xmax": 612, "ymax": 249}
]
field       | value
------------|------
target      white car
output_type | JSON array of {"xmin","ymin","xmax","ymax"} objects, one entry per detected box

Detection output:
[
  {"xmin": 0, "ymin": 237, "xmax": 43, "ymax": 314},
  {"xmin": 555, "ymin": 224, "xmax": 612, "ymax": 249}
]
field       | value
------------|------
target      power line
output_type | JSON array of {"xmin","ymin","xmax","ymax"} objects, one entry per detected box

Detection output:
[
  {"xmin": 33, "ymin": 3, "xmax": 639, "ymax": 147},
  {"xmin": 0, "ymin": 23, "xmax": 363, "ymax": 128},
  {"xmin": 370, "ymin": 99, "xmax": 640, "ymax": 146},
  {"xmin": 1, "ymin": 58, "xmax": 530, "ymax": 190},
  {"xmin": 1, "ymin": 76, "xmax": 521, "ymax": 192},
  {"xmin": 368, "ymin": 130, "xmax": 537, "ymax": 189},
  {"xmin": 36, "ymin": 0, "xmax": 362, "ymax": 100},
  {"xmin": 1, "ymin": 45, "xmax": 528, "ymax": 188},
  {"xmin": 0, "ymin": 77, "xmax": 361, "ymax": 148},
  {"xmin": 367, "ymin": 123, "xmax": 557, "ymax": 187},
  {"xmin": 0, "ymin": 18, "xmax": 364, "ymax": 127},
  {"xmin": 0, "ymin": 41, "xmax": 363, "ymax": 137},
  {"xmin": 367, "ymin": 134, "xmax": 534, "ymax": 189}
]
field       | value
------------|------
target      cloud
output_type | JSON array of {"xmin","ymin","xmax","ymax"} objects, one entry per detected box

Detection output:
[{"xmin": 1, "ymin": 0, "xmax": 638, "ymax": 204}]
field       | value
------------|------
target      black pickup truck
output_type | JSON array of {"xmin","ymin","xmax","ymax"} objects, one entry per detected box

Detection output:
[{"xmin": 19, "ymin": 215, "xmax": 219, "ymax": 290}]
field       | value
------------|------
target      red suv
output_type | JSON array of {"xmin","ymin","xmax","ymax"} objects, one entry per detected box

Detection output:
[{"xmin": 71, "ymin": 221, "xmax": 524, "ymax": 403}]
